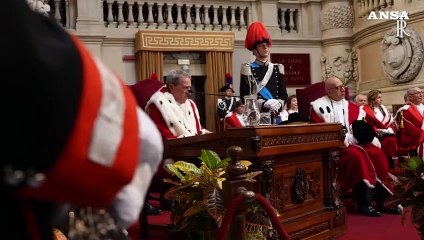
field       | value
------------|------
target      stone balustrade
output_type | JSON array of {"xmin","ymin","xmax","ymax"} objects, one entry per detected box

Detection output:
[
  {"xmin": 356, "ymin": 0, "xmax": 394, "ymax": 19},
  {"xmin": 278, "ymin": 7, "xmax": 300, "ymax": 33},
  {"xmin": 102, "ymin": 1, "xmax": 250, "ymax": 31},
  {"xmin": 43, "ymin": 0, "xmax": 322, "ymax": 38}
]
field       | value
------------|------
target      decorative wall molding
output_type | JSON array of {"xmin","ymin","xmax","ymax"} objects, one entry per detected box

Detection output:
[
  {"xmin": 262, "ymin": 132, "xmax": 341, "ymax": 147},
  {"xmin": 320, "ymin": 47, "xmax": 358, "ymax": 90},
  {"xmin": 380, "ymin": 27, "xmax": 424, "ymax": 84},
  {"xmin": 320, "ymin": 5, "xmax": 354, "ymax": 31},
  {"xmin": 135, "ymin": 30, "xmax": 234, "ymax": 52}
]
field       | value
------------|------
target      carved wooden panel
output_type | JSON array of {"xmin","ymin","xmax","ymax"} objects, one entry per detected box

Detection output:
[
  {"xmin": 262, "ymin": 132, "xmax": 340, "ymax": 147},
  {"xmin": 273, "ymin": 158, "xmax": 323, "ymax": 218},
  {"xmin": 163, "ymin": 124, "xmax": 346, "ymax": 239}
]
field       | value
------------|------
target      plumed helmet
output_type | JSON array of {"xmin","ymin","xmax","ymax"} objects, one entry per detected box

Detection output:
[
  {"xmin": 219, "ymin": 85, "xmax": 234, "ymax": 93},
  {"xmin": 245, "ymin": 22, "xmax": 272, "ymax": 51},
  {"xmin": 219, "ymin": 73, "xmax": 234, "ymax": 93}
]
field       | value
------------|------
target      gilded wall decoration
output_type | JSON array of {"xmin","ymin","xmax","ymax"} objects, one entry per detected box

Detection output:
[
  {"xmin": 135, "ymin": 30, "xmax": 234, "ymax": 52},
  {"xmin": 381, "ymin": 27, "xmax": 424, "ymax": 84}
]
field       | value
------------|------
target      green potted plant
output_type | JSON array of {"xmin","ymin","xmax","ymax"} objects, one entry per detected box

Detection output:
[
  {"xmin": 384, "ymin": 156, "xmax": 424, "ymax": 238},
  {"xmin": 163, "ymin": 149, "xmax": 271, "ymax": 240}
]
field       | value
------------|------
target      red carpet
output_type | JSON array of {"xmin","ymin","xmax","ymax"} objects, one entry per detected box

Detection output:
[
  {"xmin": 337, "ymin": 208, "xmax": 420, "ymax": 240},
  {"xmin": 128, "ymin": 200, "xmax": 421, "ymax": 240}
]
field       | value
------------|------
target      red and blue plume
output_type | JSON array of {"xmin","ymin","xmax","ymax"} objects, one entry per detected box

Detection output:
[{"xmin": 225, "ymin": 73, "xmax": 233, "ymax": 88}]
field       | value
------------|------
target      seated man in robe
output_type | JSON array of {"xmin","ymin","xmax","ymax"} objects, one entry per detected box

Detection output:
[
  {"xmin": 145, "ymin": 69, "xmax": 211, "ymax": 209},
  {"xmin": 146, "ymin": 69, "xmax": 210, "ymax": 139},
  {"xmin": 310, "ymin": 77, "xmax": 401, "ymax": 216},
  {"xmin": 224, "ymin": 101, "xmax": 247, "ymax": 129},
  {"xmin": 395, "ymin": 87, "xmax": 424, "ymax": 158}
]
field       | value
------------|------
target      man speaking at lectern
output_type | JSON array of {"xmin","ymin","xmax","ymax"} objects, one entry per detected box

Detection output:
[{"xmin": 146, "ymin": 69, "xmax": 211, "ymax": 139}]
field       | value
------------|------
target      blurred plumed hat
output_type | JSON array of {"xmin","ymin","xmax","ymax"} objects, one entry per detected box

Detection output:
[{"xmin": 219, "ymin": 73, "xmax": 234, "ymax": 93}]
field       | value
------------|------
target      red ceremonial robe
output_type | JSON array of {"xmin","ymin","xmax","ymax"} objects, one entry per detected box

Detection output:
[
  {"xmin": 395, "ymin": 104, "xmax": 424, "ymax": 158},
  {"xmin": 146, "ymin": 88, "xmax": 205, "ymax": 188},
  {"xmin": 310, "ymin": 96, "xmax": 389, "ymax": 192},
  {"xmin": 146, "ymin": 87, "xmax": 203, "ymax": 140},
  {"xmin": 362, "ymin": 104, "xmax": 398, "ymax": 158},
  {"xmin": 224, "ymin": 112, "xmax": 244, "ymax": 129}
]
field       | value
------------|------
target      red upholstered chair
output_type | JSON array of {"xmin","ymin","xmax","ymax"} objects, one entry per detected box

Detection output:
[
  {"xmin": 128, "ymin": 78, "xmax": 165, "ymax": 110},
  {"xmin": 296, "ymin": 81, "xmax": 350, "ymax": 120}
]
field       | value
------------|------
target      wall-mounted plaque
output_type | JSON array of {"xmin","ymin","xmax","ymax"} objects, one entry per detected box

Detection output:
[{"xmin": 271, "ymin": 53, "xmax": 311, "ymax": 86}]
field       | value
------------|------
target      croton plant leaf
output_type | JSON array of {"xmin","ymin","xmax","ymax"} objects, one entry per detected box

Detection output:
[
  {"xmin": 203, "ymin": 188, "xmax": 224, "ymax": 226},
  {"xmin": 198, "ymin": 149, "xmax": 222, "ymax": 171},
  {"xmin": 173, "ymin": 161, "xmax": 203, "ymax": 175},
  {"xmin": 245, "ymin": 211, "xmax": 272, "ymax": 233}
]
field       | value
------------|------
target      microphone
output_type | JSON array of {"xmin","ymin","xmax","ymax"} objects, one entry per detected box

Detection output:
[{"xmin": 189, "ymin": 90, "xmax": 240, "ymax": 97}]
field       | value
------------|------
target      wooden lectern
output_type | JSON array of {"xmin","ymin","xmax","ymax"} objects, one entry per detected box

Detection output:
[{"xmin": 164, "ymin": 123, "xmax": 346, "ymax": 240}]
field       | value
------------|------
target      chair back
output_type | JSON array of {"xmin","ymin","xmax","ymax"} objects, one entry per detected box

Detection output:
[
  {"xmin": 296, "ymin": 81, "xmax": 350, "ymax": 120},
  {"xmin": 128, "ymin": 79, "xmax": 165, "ymax": 110}
]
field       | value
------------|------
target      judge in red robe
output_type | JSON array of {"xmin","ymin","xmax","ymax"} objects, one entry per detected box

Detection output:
[
  {"xmin": 310, "ymin": 77, "xmax": 395, "ymax": 217},
  {"xmin": 395, "ymin": 87, "xmax": 424, "ymax": 158},
  {"xmin": 145, "ymin": 69, "xmax": 211, "ymax": 210},
  {"xmin": 146, "ymin": 69, "xmax": 209, "ymax": 139},
  {"xmin": 224, "ymin": 101, "xmax": 247, "ymax": 129},
  {"xmin": 362, "ymin": 90, "xmax": 398, "ymax": 168}
]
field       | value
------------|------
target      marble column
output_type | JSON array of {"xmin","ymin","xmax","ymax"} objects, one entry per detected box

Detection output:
[
  {"xmin": 320, "ymin": 0, "xmax": 357, "ymax": 97},
  {"xmin": 256, "ymin": 0, "xmax": 280, "ymax": 36},
  {"xmin": 75, "ymin": 0, "xmax": 104, "ymax": 33}
]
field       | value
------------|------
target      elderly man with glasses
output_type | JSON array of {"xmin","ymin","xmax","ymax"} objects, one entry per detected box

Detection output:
[
  {"xmin": 309, "ymin": 77, "xmax": 401, "ymax": 217},
  {"xmin": 395, "ymin": 87, "xmax": 424, "ymax": 159}
]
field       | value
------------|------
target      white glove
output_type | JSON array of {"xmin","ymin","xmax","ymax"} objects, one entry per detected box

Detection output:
[
  {"xmin": 377, "ymin": 128, "xmax": 394, "ymax": 134},
  {"xmin": 263, "ymin": 99, "xmax": 282, "ymax": 112},
  {"xmin": 371, "ymin": 137, "xmax": 381, "ymax": 148},
  {"xmin": 344, "ymin": 132, "xmax": 358, "ymax": 147}
]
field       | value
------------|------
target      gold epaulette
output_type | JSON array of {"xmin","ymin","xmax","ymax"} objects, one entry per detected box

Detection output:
[{"xmin": 241, "ymin": 63, "xmax": 252, "ymax": 76}]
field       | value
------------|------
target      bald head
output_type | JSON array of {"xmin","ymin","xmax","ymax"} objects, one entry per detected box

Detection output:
[
  {"xmin": 325, "ymin": 77, "xmax": 345, "ymax": 101},
  {"xmin": 325, "ymin": 77, "xmax": 341, "ymax": 91}
]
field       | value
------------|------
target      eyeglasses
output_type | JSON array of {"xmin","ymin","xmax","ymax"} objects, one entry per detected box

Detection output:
[
  {"xmin": 410, "ymin": 91, "xmax": 423, "ymax": 96},
  {"xmin": 328, "ymin": 85, "xmax": 345, "ymax": 91}
]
